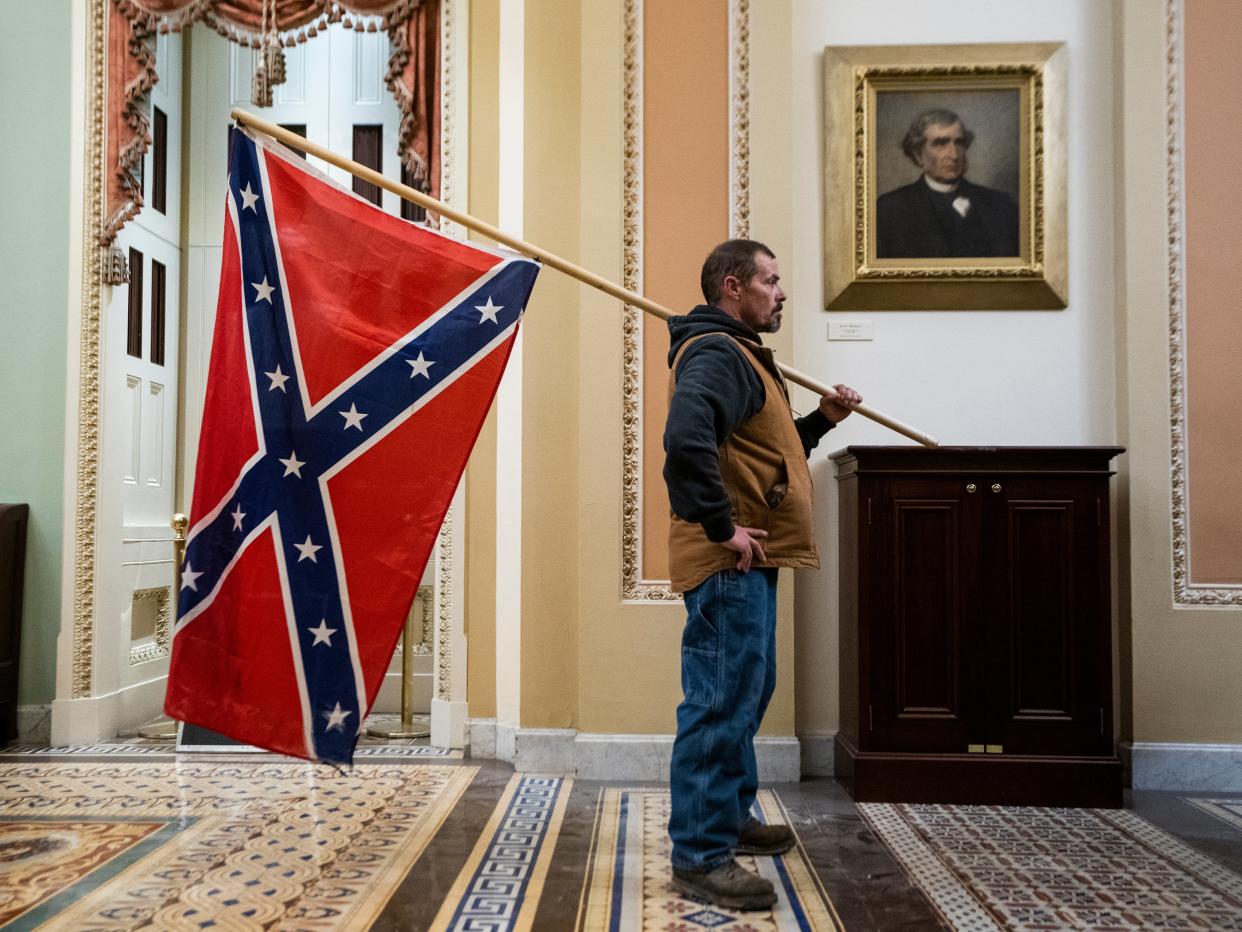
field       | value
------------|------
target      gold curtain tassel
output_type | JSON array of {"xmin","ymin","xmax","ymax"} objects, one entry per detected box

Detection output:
[{"xmin": 266, "ymin": 43, "xmax": 286, "ymax": 86}]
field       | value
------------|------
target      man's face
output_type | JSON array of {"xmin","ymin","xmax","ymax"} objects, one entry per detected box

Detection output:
[
  {"xmin": 916, "ymin": 120, "xmax": 969, "ymax": 184},
  {"xmin": 733, "ymin": 253, "xmax": 786, "ymax": 334}
]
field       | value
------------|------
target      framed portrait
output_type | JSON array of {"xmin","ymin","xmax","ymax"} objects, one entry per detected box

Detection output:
[{"xmin": 822, "ymin": 43, "xmax": 1067, "ymax": 310}]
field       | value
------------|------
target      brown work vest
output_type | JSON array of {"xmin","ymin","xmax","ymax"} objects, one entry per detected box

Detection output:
[{"xmin": 667, "ymin": 333, "xmax": 819, "ymax": 593}]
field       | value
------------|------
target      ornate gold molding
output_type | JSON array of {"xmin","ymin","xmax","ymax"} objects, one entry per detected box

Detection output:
[
  {"xmin": 394, "ymin": 585, "xmax": 433, "ymax": 656},
  {"xmin": 438, "ymin": 0, "xmax": 458, "ymax": 236},
  {"xmin": 435, "ymin": 512, "xmax": 453, "ymax": 699},
  {"xmin": 73, "ymin": 0, "xmax": 108, "ymax": 697},
  {"xmin": 1165, "ymin": 0, "xmax": 1240, "ymax": 605},
  {"xmin": 729, "ymin": 0, "xmax": 750, "ymax": 239},
  {"xmin": 128, "ymin": 587, "xmax": 172, "ymax": 666},
  {"xmin": 620, "ymin": 0, "xmax": 750, "ymax": 602}
]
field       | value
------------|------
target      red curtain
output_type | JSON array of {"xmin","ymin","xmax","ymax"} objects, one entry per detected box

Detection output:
[{"xmin": 104, "ymin": 0, "xmax": 439, "ymax": 282}]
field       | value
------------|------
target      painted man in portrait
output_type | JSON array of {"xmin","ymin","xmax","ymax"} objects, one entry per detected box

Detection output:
[{"xmin": 876, "ymin": 108, "xmax": 1019, "ymax": 259}]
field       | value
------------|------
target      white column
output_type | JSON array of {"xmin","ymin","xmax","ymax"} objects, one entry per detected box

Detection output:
[{"xmin": 492, "ymin": 0, "xmax": 525, "ymax": 762}]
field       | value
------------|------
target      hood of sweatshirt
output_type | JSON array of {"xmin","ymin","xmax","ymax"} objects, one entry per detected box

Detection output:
[{"xmin": 666, "ymin": 305, "xmax": 763, "ymax": 367}]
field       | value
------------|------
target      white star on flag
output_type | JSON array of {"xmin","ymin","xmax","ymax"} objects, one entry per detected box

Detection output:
[
  {"xmin": 265, "ymin": 364, "xmax": 290, "ymax": 392},
  {"xmin": 279, "ymin": 451, "xmax": 305, "ymax": 478},
  {"xmin": 180, "ymin": 562, "xmax": 203, "ymax": 592},
  {"xmin": 339, "ymin": 403, "xmax": 368, "ymax": 431},
  {"xmin": 252, "ymin": 277, "xmax": 275, "ymax": 304},
  {"xmin": 475, "ymin": 297, "xmax": 502, "ymax": 324},
  {"xmin": 239, "ymin": 182, "xmax": 260, "ymax": 212},
  {"xmin": 407, "ymin": 351, "xmax": 435, "ymax": 379},
  {"xmin": 323, "ymin": 702, "xmax": 352, "ymax": 732},
  {"xmin": 294, "ymin": 535, "xmax": 323, "ymax": 563},
  {"xmin": 308, "ymin": 620, "xmax": 337, "ymax": 646},
  {"xmin": 230, "ymin": 503, "xmax": 246, "ymax": 531}
]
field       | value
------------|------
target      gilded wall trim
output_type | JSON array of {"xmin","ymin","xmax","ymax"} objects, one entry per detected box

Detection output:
[
  {"xmin": 431, "ymin": 0, "xmax": 462, "ymax": 696},
  {"xmin": 620, "ymin": 0, "xmax": 750, "ymax": 602},
  {"xmin": 394, "ymin": 585, "xmax": 433, "ymax": 656},
  {"xmin": 73, "ymin": 0, "xmax": 108, "ymax": 697},
  {"xmin": 1165, "ymin": 0, "xmax": 1241, "ymax": 605},
  {"xmin": 435, "ymin": 513, "xmax": 453, "ymax": 699},
  {"xmin": 128, "ymin": 587, "xmax": 172, "ymax": 666},
  {"xmin": 729, "ymin": 0, "xmax": 750, "ymax": 239}
]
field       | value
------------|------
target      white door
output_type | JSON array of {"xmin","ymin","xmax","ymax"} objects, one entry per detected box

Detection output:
[{"xmin": 103, "ymin": 30, "xmax": 184, "ymax": 698}]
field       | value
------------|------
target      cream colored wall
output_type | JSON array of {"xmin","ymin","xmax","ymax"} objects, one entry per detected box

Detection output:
[
  {"xmin": 573, "ymin": 0, "xmax": 797, "ymax": 737},
  {"xmin": 465, "ymin": 0, "xmax": 501, "ymax": 721},
  {"xmin": 1120, "ymin": 0, "xmax": 1242, "ymax": 744},
  {"xmin": 467, "ymin": 0, "xmax": 799, "ymax": 737},
  {"xmin": 514, "ymin": 0, "xmax": 583, "ymax": 729}
]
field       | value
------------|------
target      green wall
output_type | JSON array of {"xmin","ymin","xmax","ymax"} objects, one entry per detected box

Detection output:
[{"xmin": 0, "ymin": 3, "xmax": 73, "ymax": 705}]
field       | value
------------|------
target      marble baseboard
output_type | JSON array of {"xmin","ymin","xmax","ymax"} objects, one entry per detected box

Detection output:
[
  {"xmin": 469, "ymin": 717, "xmax": 496, "ymax": 760},
  {"xmin": 798, "ymin": 730, "xmax": 836, "ymax": 777},
  {"xmin": 467, "ymin": 728, "xmax": 802, "ymax": 782},
  {"xmin": 495, "ymin": 721, "xmax": 517, "ymax": 764},
  {"xmin": 17, "ymin": 705, "xmax": 51, "ymax": 745},
  {"xmin": 1124, "ymin": 741, "xmax": 1242, "ymax": 791},
  {"xmin": 513, "ymin": 728, "xmax": 576, "ymax": 773}
]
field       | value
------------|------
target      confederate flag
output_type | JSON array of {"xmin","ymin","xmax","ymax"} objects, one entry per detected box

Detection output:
[{"xmin": 165, "ymin": 126, "xmax": 538, "ymax": 764}]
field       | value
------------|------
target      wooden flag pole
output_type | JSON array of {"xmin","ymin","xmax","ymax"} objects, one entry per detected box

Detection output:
[{"xmin": 230, "ymin": 109, "xmax": 939, "ymax": 448}]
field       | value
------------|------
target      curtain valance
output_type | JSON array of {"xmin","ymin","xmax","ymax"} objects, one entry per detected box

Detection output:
[{"xmin": 105, "ymin": 0, "xmax": 439, "ymax": 282}]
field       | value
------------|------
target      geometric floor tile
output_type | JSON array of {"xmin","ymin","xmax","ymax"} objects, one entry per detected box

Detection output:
[
  {"xmin": 429, "ymin": 774, "xmax": 573, "ymax": 931},
  {"xmin": 861, "ymin": 802, "xmax": 1242, "ymax": 931},
  {"xmin": 0, "ymin": 761, "xmax": 474, "ymax": 930},
  {"xmin": 1186, "ymin": 798, "xmax": 1242, "ymax": 835},
  {"xmin": 578, "ymin": 788, "xmax": 843, "ymax": 931}
]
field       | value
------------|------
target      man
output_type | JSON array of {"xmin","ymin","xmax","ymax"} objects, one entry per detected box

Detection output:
[
  {"xmin": 876, "ymin": 108, "xmax": 1019, "ymax": 259},
  {"xmin": 663, "ymin": 239, "xmax": 861, "ymax": 910}
]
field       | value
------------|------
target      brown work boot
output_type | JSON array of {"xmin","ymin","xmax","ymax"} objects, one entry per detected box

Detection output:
[
  {"xmin": 671, "ymin": 858, "xmax": 777, "ymax": 911},
  {"xmin": 736, "ymin": 821, "xmax": 796, "ymax": 856}
]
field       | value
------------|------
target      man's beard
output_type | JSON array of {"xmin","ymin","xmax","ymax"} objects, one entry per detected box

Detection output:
[{"xmin": 761, "ymin": 308, "xmax": 783, "ymax": 333}]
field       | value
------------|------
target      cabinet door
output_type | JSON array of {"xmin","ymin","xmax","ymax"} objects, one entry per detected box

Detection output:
[
  {"xmin": 866, "ymin": 478, "xmax": 984, "ymax": 753},
  {"xmin": 983, "ymin": 478, "xmax": 1110, "ymax": 756}
]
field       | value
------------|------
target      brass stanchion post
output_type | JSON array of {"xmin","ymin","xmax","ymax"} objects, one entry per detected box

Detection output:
[
  {"xmin": 138, "ymin": 514, "xmax": 188, "ymax": 740},
  {"xmin": 366, "ymin": 610, "xmax": 430, "ymax": 739}
]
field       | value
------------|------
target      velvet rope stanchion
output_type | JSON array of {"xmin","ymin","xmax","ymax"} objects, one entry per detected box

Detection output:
[
  {"xmin": 230, "ymin": 109, "xmax": 940, "ymax": 448},
  {"xmin": 366, "ymin": 612, "xmax": 431, "ymax": 740}
]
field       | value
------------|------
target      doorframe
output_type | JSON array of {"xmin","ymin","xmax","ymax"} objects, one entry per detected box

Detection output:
[{"xmin": 53, "ymin": 0, "xmax": 472, "ymax": 748}]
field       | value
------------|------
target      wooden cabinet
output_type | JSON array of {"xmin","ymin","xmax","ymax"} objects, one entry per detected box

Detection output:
[{"xmin": 832, "ymin": 447, "xmax": 1123, "ymax": 807}]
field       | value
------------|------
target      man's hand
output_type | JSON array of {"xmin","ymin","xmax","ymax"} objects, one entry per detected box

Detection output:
[
  {"xmin": 722, "ymin": 526, "xmax": 768, "ymax": 572},
  {"xmin": 819, "ymin": 384, "xmax": 863, "ymax": 423}
]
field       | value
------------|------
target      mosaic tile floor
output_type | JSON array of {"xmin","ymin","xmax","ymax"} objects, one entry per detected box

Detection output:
[
  {"xmin": 0, "ymin": 758, "xmax": 474, "ymax": 929},
  {"xmin": 578, "ymin": 788, "xmax": 842, "ymax": 931},
  {"xmin": 1, "ymin": 743, "xmax": 1240, "ymax": 931},
  {"xmin": 861, "ymin": 802, "xmax": 1242, "ymax": 930}
]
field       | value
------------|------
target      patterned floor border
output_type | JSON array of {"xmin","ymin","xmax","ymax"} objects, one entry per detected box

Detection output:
[
  {"xmin": 0, "ymin": 760, "xmax": 476, "ymax": 929},
  {"xmin": 430, "ymin": 773, "xmax": 573, "ymax": 931},
  {"xmin": 1186, "ymin": 797, "xmax": 1242, "ymax": 834},
  {"xmin": 578, "ymin": 787, "xmax": 843, "ymax": 931},
  {"xmin": 860, "ymin": 802, "xmax": 1242, "ymax": 931}
]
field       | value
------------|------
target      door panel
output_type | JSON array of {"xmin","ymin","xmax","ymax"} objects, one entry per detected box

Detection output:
[
  {"xmin": 869, "ymin": 478, "xmax": 983, "ymax": 753},
  {"xmin": 985, "ymin": 478, "xmax": 1108, "ymax": 755}
]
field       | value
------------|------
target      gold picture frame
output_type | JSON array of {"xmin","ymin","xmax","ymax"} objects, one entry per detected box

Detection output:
[{"xmin": 823, "ymin": 42, "xmax": 1067, "ymax": 310}]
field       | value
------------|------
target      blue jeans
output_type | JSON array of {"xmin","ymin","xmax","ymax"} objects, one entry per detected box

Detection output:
[{"xmin": 668, "ymin": 567, "xmax": 778, "ymax": 870}]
